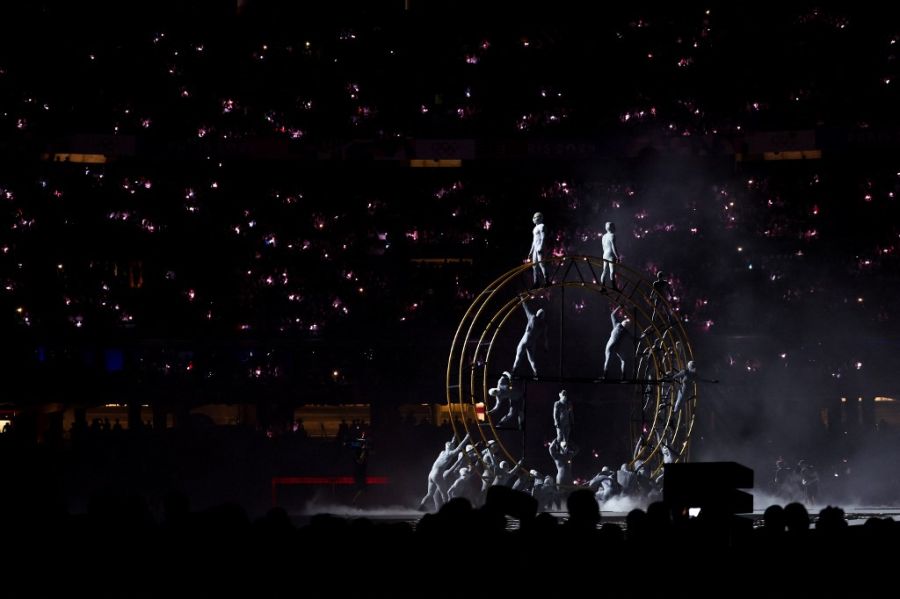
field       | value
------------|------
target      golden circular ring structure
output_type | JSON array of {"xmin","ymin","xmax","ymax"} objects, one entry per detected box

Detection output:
[{"xmin": 445, "ymin": 255, "xmax": 697, "ymax": 481}]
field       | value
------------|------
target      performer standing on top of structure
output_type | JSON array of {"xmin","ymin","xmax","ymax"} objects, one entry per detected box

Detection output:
[
  {"xmin": 600, "ymin": 221, "xmax": 619, "ymax": 290},
  {"xmin": 528, "ymin": 212, "xmax": 547, "ymax": 288}
]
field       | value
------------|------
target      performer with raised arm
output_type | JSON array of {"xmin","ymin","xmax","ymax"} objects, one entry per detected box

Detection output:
[
  {"xmin": 492, "ymin": 459, "xmax": 525, "ymax": 487},
  {"xmin": 497, "ymin": 385, "xmax": 525, "ymax": 429},
  {"xmin": 512, "ymin": 299, "xmax": 548, "ymax": 377},
  {"xmin": 654, "ymin": 428, "xmax": 676, "ymax": 479},
  {"xmin": 603, "ymin": 309, "xmax": 631, "ymax": 380},
  {"xmin": 418, "ymin": 433, "xmax": 470, "ymax": 511},
  {"xmin": 487, "ymin": 371, "xmax": 513, "ymax": 416},
  {"xmin": 549, "ymin": 438, "xmax": 579, "ymax": 487}
]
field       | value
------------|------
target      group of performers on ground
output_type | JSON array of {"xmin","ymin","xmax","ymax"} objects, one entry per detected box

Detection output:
[{"xmin": 418, "ymin": 427, "xmax": 664, "ymax": 512}]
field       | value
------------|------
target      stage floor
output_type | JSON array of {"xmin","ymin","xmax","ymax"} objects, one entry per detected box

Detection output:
[{"xmin": 289, "ymin": 505, "xmax": 900, "ymax": 528}]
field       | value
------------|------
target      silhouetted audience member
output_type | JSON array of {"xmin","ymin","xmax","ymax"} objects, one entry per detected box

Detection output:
[
  {"xmin": 625, "ymin": 508, "xmax": 649, "ymax": 545},
  {"xmin": 784, "ymin": 502, "xmax": 810, "ymax": 539},
  {"xmin": 815, "ymin": 505, "xmax": 848, "ymax": 533},
  {"xmin": 762, "ymin": 504, "xmax": 786, "ymax": 535},
  {"xmin": 564, "ymin": 488, "xmax": 600, "ymax": 533}
]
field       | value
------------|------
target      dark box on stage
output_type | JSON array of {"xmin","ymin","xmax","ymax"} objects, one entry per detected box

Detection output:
[{"xmin": 663, "ymin": 462, "xmax": 754, "ymax": 514}]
